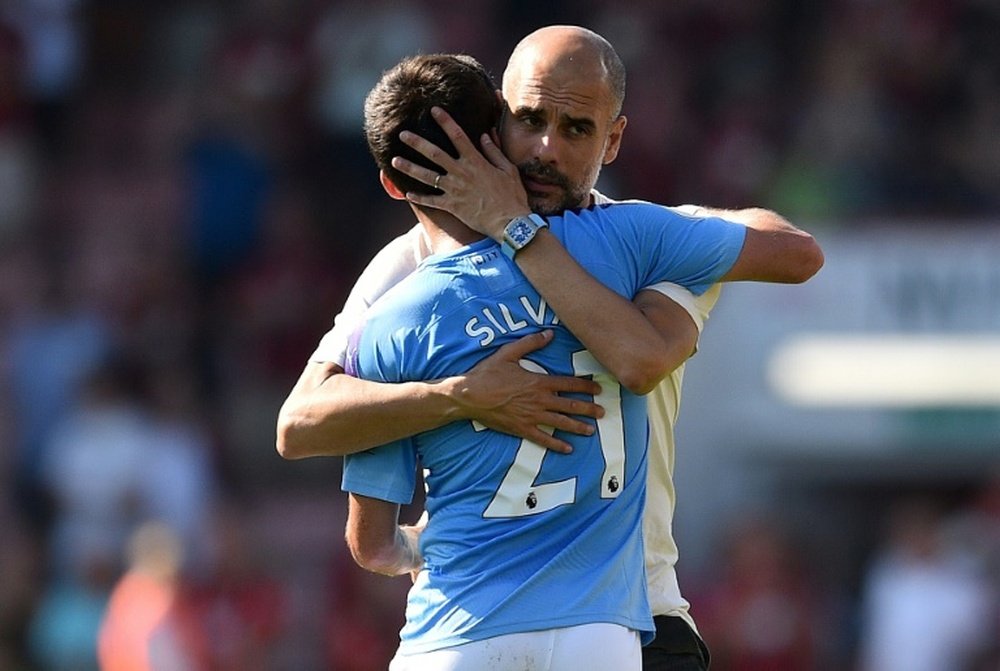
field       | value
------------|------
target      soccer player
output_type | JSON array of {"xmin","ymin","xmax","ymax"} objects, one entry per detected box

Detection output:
[
  {"xmin": 277, "ymin": 26, "xmax": 822, "ymax": 671},
  {"xmin": 344, "ymin": 52, "xmax": 754, "ymax": 669}
]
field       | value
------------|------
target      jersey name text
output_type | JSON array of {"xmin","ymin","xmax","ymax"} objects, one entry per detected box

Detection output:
[{"xmin": 464, "ymin": 295, "xmax": 560, "ymax": 347}]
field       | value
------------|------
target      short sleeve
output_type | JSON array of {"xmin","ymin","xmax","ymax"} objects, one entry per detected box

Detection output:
[
  {"xmin": 342, "ymin": 438, "xmax": 419, "ymax": 505},
  {"xmin": 635, "ymin": 208, "xmax": 746, "ymax": 295},
  {"xmin": 641, "ymin": 282, "xmax": 722, "ymax": 333}
]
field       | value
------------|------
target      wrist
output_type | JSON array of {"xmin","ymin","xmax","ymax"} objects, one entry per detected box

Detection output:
[
  {"xmin": 437, "ymin": 375, "xmax": 474, "ymax": 421},
  {"xmin": 501, "ymin": 213, "xmax": 548, "ymax": 259},
  {"xmin": 391, "ymin": 525, "xmax": 423, "ymax": 575},
  {"xmin": 484, "ymin": 209, "xmax": 532, "ymax": 242}
]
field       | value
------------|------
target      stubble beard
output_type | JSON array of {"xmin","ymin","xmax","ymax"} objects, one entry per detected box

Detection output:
[{"xmin": 519, "ymin": 160, "xmax": 591, "ymax": 216}]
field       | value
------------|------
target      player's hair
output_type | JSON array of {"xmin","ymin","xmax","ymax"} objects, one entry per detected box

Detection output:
[{"xmin": 364, "ymin": 54, "xmax": 501, "ymax": 196}]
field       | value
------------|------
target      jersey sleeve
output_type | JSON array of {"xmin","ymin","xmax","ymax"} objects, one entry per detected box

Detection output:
[
  {"xmin": 641, "ymin": 282, "xmax": 721, "ymax": 333},
  {"xmin": 310, "ymin": 225, "xmax": 430, "ymax": 366},
  {"xmin": 342, "ymin": 438, "xmax": 418, "ymax": 504},
  {"xmin": 634, "ymin": 207, "xmax": 745, "ymax": 296}
]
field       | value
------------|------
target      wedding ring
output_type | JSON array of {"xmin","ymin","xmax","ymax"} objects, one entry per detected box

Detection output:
[{"xmin": 434, "ymin": 174, "xmax": 442, "ymax": 190}]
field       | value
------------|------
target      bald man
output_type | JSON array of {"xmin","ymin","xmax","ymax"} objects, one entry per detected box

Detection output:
[{"xmin": 278, "ymin": 26, "xmax": 822, "ymax": 671}]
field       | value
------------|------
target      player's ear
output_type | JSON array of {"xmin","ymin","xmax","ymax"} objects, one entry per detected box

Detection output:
[
  {"xmin": 380, "ymin": 170, "xmax": 407, "ymax": 201},
  {"xmin": 602, "ymin": 115, "xmax": 627, "ymax": 165}
]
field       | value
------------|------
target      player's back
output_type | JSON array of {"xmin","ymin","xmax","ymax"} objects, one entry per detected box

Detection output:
[
  {"xmin": 346, "ymin": 201, "xmax": 746, "ymax": 653},
  {"xmin": 347, "ymin": 236, "xmax": 653, "ymax": 653}
]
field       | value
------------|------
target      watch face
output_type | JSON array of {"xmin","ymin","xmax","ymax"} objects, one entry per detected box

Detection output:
[{"xmin": 509, "ymin": 220, "xmax": 533, "ymax": 245}]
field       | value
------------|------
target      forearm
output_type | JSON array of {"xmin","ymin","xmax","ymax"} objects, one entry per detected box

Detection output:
[
  {"xmin": 514, "ymin": 230, "xmax": 678, "ymax": 394},
  {"xmin": 346, "ymin": 494, "xmax": 422, "ymax": 577},
  {"xmin": 704, "ymin": 207, "xmax": 824, "ymax": 283},
  {"xmin": 277, "ymin": 364, "xmax": 462, "ymax": 458},
  {"xmin": 700, "ymin": 206, "xmax": 798, "ymax": 233}
]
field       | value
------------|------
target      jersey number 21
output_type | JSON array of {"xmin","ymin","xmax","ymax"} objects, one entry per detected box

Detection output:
[{"xmin": 482, "ymin": 351, "xmax": 626, "ymax": 518}]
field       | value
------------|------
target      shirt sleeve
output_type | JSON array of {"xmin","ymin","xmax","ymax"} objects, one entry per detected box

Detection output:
[
  {"xmin": 342, "ymin": 438, "xmax": 418, "ymax": 504},
  {"xmin": 636, "ymin": 208, "xmax": 746, "ymax": 296},
  {"xmin": 641, "ymin": 282, "xmax": 721, "ymax": 333},
  {"xmin": 310, "ymin": 225, "xmax": 430, "ymax": 366}
]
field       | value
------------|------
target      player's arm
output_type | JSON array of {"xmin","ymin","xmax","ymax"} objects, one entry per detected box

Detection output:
[
  {"xmin": 278, "ymin": 361, "xmax": 456, "ymax": 459},
  {"xmin": 633, "ymin": 289, "xmax": 700, "ymax": 362},
  {"xmin": 276, "ymin": 330, "xmax": 603, "ymax": 459},
  {"xmin": 345, "ymin": 493, "xmax": 422, "ymax": 576},
  {"xmin": 396, "ymin": 108, "xmax": 690, "ymax": 395},
  {"xmin": 512, "ymin": 230, "xmax": 691, "ymax": 394},
  {"xmin": 689, "ymin": 206, "xmax": 824, "ymax": 284}
]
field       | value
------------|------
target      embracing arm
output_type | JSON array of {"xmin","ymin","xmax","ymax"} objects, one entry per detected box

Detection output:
[
  {"xmin": 633, "ymin": 289, "xmax": 700, "ymax": 363},
  {"xmin": 703, "ymin": 207, "xmax": 824, "ymax": 283},
  {"xmin": 276, "ymin": 330, "xmax": 603, "ymax": 458},
  {"xmin": 345, "ymin": 493, "xmax": 422, "ymax": 576},
  {"xmin": 277, "ymin": 361, "xmax": 459, "ymax": 459},
  {"xmin": 513, "ymin": 231, "xmax": 690, "ymax": 394}
]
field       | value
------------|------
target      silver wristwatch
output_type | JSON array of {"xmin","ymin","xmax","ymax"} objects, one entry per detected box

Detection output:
[{"xmin": 500, "ymin": 213, "xmax": 548, "ymax": 259}]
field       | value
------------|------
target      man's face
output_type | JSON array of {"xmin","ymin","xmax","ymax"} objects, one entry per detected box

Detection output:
[{"xmin": 500, "ymin": 54, "xmax": 626, "ymax": 216}]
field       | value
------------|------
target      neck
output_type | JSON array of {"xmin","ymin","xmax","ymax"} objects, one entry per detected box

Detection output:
[{"xmin": 411, "ymin": 206, "xmax": 486, "ymax": 254}]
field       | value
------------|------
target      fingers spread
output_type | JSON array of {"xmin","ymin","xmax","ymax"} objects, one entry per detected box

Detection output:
[
  {"xmin": 544, "ymin": 394, "xmax": 604, "ymax": 420},
  {"xmin": 404, "ymin": 191, "xmax": 441, "ymax": 208},
  {"xmin": 539, "ymin": 410, "xmax": 596, "ymax": 436}
]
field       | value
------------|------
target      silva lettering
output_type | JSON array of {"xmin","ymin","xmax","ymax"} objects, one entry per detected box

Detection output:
[{"xmin": 464, "ymin": 295, "xmax": 560, "ymax": 347}]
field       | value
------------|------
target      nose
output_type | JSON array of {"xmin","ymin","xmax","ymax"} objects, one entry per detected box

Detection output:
[{"xmin": 533, "ymin": 132, "xmax": 560, "ymax": 166}]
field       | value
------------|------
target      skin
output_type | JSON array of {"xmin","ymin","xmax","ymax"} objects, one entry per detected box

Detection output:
[{"xmin": 278, "ymin": 330, "xmax": 602, "ymax": 458}]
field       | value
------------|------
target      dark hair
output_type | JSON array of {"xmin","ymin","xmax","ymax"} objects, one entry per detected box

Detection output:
[{"xmin": 364, "ymin": 54, "xmax": 501, "ymax": 196}]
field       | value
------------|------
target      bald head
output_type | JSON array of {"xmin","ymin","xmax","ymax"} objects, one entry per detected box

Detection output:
[{"xmin": 504, "ymin": 25, "xmax": 625, "ymax": 117}]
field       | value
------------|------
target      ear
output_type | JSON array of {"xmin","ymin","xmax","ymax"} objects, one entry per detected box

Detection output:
[
  {"xmin": 602, "ymin": 115, "xmax": 627, "ymax": 165},
  {"xmin": 380, "ymin": 170, "xmax": 408, "ymax": 201},
  {"xmin": 493, "ymin": 89, "xmax": 508, "ymax": 146}
]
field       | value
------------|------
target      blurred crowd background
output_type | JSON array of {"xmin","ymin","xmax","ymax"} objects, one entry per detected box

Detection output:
[{"xmin": 0, "ymin": 1, "xmax": 997, "ymax": 669}]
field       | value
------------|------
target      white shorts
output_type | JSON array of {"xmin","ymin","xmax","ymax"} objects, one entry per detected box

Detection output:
[{"xmin": 388, "ymin": 622, "xmax": 641, "ymax": 671}]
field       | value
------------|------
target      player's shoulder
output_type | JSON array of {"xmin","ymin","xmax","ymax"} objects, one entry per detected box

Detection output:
[
  {"xmin": 366, "ymin": 268, "xmax": 448, "ymax": 316},
  {"xmin": 575, "ymin": 199, "xmax": 677, "ymax": 226},
  {"xmin": 590, "ymin": 191, "xmax": 704, "ymax": 219},
  {"xmin": 363, "ymin": 246, "xmax": 487, "ymax": 337}
]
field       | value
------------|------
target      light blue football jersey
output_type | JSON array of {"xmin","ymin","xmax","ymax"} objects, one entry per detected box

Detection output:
[{"xmin": 343, "ymin": 201, "xmax": 745, "ymax": 654}]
